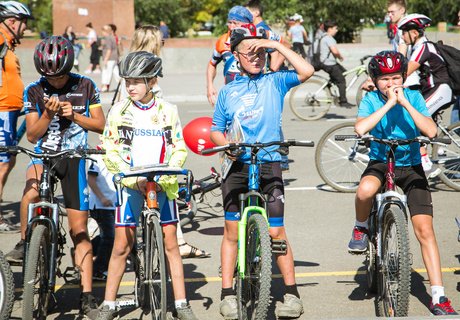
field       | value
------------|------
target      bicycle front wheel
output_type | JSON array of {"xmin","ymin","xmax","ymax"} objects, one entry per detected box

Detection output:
[
  {"xmin": 0, "ymin": 251, "xmax": 14, "ymax": 320},
  {"xmin": 315, "ymin": 122, "xmax": 369, "ymax": 192},
  {"xmin": 22, "ymin": 224, "xmax": 51, "ymax": 320},
  {"xmin": 237, "ymin": 214, "xmax": 272, "ymax": 320},
  {"xmin": 432, "ymin": 122, "xmax": 460, "ymax": 191},
  {"xmin": 145, "ymin": 213, "xmax": 167, "ymax": 320},
  {"xmin": 377, "ymin": 206, "xmax": 411, "ymax": 317},
  {"xmin": 289, "ymin": 78, "xmax": 332, "ymax": 121}
]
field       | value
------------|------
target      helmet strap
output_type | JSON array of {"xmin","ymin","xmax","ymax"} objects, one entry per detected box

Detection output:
[{"xmin": 1, "ymin": 20, "xmax": 21, "ymax": 45}]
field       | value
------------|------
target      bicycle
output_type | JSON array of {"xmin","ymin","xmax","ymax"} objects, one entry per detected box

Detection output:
[
  {"xmin": 0, "ymin": 145, "xmax": 104, "ymax": 319},
  {"xmin": 289, "ymin": 55, "xmax": 372, "ymax": 121},
  {"xmin": 336, "ymin": 134, "xmax": 450, "ymax": 317},
  {"xmin": 177, "ymin": 166, "xmax": 221, "ymax": 227},
  {"xmin": 430, "ymin": 113, "xmax": 460, "ymax": 191},
  {"xmin": 0, "ymin": 250, "xmax": 14, "ymax": 320},
  {"xmin": 112, "ymin": 164, "xmax": 192, "ymax": 319},
  {"xmin": 315, "ymin": 121, "xmax": 369, "ymax": 192},
  {"xmin": 202, "ymin": 139, "xmax": 314, "ymax": 320}
]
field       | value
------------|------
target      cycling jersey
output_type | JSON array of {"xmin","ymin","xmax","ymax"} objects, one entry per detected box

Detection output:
[
  {"xmin": 358, "ymin": 89, "xmax": 430, "ymax": 166},
  {"xmin": 211, "ymin": 70, "xmax": 300, "ymax": 163},
  {"xmin": 409, "ymin": 37, "xmax": 451, "ymax": 94},
  {"xmin": 0, "ymin": 29, "xmax": 24, "ymax": 111},
  {"xmin": 209, "ymin": 32, "xmax": 239, "ymax": 84},
  {"xmin": 102, "ymin": 96, "xmax": 187, "ymax": 199},
  {"xmin": 24, "ymin": 73, "xmax": 102, "ymax": 152}
]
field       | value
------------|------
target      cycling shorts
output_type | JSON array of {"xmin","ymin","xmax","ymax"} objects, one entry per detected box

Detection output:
[
  {"xmin": 362, "ymin": 160, "xmax": 433, "ymax": 216},
  {"xmin": 115, "ymin": 187, "xmax": 178, "ymax": 228},
  {"xmin": 0, "ymin": 110, "xmax": 19, "ymax": 162},
  {"xmin": 424, "ymin": 83, "xmax": 453, "ymax": 116},
  {"xmin": 28, "ymin": 157, "xmax": 89, "ymax": 211},
  {"xmin": 221, "ymin": 161, "xmax": 285, "ymax": 227}
]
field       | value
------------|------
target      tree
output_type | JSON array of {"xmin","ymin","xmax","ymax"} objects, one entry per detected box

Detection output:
[
  {"xmin": 408, "ymin": 0, "xmax": 459, "ymax": 25},
  {"xmin": 24, "ymin": 0, "xmax": 53, "ymax": 35}
]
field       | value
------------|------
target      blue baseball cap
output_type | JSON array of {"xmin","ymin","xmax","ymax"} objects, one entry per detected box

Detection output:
[{"xmin": 228, "ymin": 5, "xmax": 253, "ymax": 23}]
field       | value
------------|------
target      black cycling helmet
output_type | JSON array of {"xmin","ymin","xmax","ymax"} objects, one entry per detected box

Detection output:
[
  {"xmin": 119, "ymin": 51, "xmax": 163, "ymax": 79},
  {"xmin": 34, "ymin": 36, "xmax": 75, "ymax": 77},
  {"xmin": 368, "ymin": 50, "xmax": 408, "ymax": 82},
  {"xmin": 230, "ymin": 23, "xmax": 267, "ymax": 52},
  {"xmin": 0, "ymin": 1, "xmax": 33, "ymax": 21}
]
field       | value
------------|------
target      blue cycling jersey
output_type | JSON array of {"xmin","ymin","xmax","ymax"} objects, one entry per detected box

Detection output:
[
  {"xmin": 211, "ymin": 71, "xmax": 300, "ymax": 163},
  {"xmin": 358, "ymin": 89, "xmax": 430, "ymax": 166}
]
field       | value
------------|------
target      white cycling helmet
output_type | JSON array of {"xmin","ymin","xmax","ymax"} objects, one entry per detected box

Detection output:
[
  {"xmin": 0, "ymin": 1, "xmax": 33, "ymax": 21},
  {"xmin": 230, "ymin": 23, "xmax": 267, "ymax": 52},
  {"xmin": 398, "ymin": 13, "xmax": 431, "ymax": 31}
]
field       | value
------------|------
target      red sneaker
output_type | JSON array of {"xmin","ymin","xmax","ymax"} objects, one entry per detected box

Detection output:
[{"xmin": 430, "ymin": 296, "xmax": 458, "ymax": 315}]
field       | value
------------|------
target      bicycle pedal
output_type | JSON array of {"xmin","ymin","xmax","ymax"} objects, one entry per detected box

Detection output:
[
  {"xmin": 271, "ymin": 238, "xmax": 287, "ymax": 254},
  {"xmin": 117, "ymin": 299, "xmax": 136, "ymax": 308}
]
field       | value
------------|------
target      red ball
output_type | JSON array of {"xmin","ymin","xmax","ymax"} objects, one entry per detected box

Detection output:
[{"xmin": 183, "ymin": 117, "xmax": 216, "ymax": 156}]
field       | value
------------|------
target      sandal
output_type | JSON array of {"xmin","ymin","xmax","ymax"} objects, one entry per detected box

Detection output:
[{"xmin": 179, "ymin": 243, "xmax": 211, "ymax": 259}]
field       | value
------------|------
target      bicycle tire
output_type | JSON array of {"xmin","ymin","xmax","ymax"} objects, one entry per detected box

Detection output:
[
  {"xmin": 0, "ymin": 251, "xmax": 14, "ymax": 320},
  {"xmin": 179, "ymin": 197, "xmax": 197, "ymax": 227},
  {"xmin": 289, "ymin": 77, "xmax": 332, "ymax": 121},
  {"xmin": 432, "ymin": 122, "xmax": 460, "ymax": 191},
  {"xmin": 236, "ymin": 214, "xmax": 272, "ymax": 320},
  {"xmin": 377, "ymin": 206, "xmax": 411, "ymax": 317},
  {"xmin": 145, "ymin": 213, "xmax": 167, "ymax": 320},
  {"xmin": 315, "ymin": 122, "xmax": 369, "ymax": 192},
  {"xmin": 22, "ymin": 224, "xmax": 51, "ymax": 320}
]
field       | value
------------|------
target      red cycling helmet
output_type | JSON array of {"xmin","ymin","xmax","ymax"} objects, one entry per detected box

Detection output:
[
  {"xmin": 368, "ymin": 50, "xmax": 408, "ymax": 81},
  {"xmin": 34, "ymin": 36, "xmax": 75, "ymax": 77},
  {"xmin": 183, "ymin": 117, "xmax": 216, "ymax": 156},
  {"xmin": 230, "ymin": 23, "xmax": 267, "ymax": 52}
]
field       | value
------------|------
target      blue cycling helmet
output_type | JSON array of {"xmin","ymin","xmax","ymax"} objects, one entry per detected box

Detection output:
[{"xmin": 228, "ymin": 6, "xmax": 253, "ymax": 23}]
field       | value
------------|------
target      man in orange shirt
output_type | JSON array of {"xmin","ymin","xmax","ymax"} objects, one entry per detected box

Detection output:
[{"xmin": 0, "ymin": 1, "xmax": 33, "ymax": 232}]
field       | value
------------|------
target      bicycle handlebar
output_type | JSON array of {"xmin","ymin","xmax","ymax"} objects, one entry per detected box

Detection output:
[
  {"xmin": 201, "ymin": 139, "xmax": 314, "ymax": 155},
  {"xmin": 113, "ymin": 164, "xmax": 193, "ymax": 206},
  {"xmin": 360, "ymin": 55, "xmax": 373, "ymax": 65},
  {"xmin": 335, "ymin": 135, "xmax": 451, "ymax": 146},
  {"xmin": 0, "ymin": 145, "xmax": 106, "ymax": 159}
]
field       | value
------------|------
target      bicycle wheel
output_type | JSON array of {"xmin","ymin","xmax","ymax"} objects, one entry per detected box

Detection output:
[
  {"xmin": 289, "ymin": 77, "xmax": 333, "ymax": 121},
  {"xmin": 145, "ymin": 213, "xmax": 167, "ymax": 320},
  {"xmin": 355, "ymin": 79, "xmax": 369, "ymax": 106},
  {"xmin": 0, "ymin": 251, "xmax": 14, "ymax": 320},
  {"xmin": 23, "ymin": 224, "xmax": 51, "ymax": 320},
  {"xmin": 377, "ymin": 206, "xmax": 411, "ymax": 317},
  {"xmin": 236, "ymin": 214, "xmax": 272, "ymax": 320},
  {"xmin": 315, "ymin": 122, "xmax": 369, "ymax": 192},
  {"xmin": 365, "ymin": 213, "xmax": 378, "ymax": 293},
  {"xmin": 432, "ymin": 122, "xmax": 460, "ymax": 191}
]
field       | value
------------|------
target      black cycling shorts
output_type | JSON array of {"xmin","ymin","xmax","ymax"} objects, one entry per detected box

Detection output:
[
  {"xmin": 221, "ymin": 161, "xmax": 285, "ymax": 227},
  {"xmin": 362, "ymin": 160, "xmax": 433, "ymax": 216}
]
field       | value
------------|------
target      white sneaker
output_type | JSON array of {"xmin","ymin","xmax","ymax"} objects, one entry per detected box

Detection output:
[{"xmin": 426, "ymin": 167, "xmax": 442, "ymax": 179}]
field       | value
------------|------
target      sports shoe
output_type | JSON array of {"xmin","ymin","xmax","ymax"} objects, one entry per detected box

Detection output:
[
  {"xmin": 348, "ymin": 226, "xmax": 368, "ymax": 254},
  {"xmin": 339, "ymin": 101, "xmax": 355, "ymax": 108},
  {"xmin": 0, "ymin": 220, "xmax": 20, "ymax": 233},
  {"xmin": 430, "ymin": 296, "xmax": 458, "ymax": 315},
  {"xmin": 426, "ymin": 167, "xmax": 442, "ymax": 179},
  {"xmin": 174, "ymin": 302, "xmax": 199, "ymax": 320},
  {"xmin": 219, "ymin": 295, "xmax": 237, "ymax": 320},
  {"xmin": 95, "ymin": 305, "xmax": 119, "ymax": 320},
  {"xmin": 275, "ymin": 294, "xmax": 304, "ymax": 318},
  {"xmin": 79, "ymin": 293, "xmax": 100, "ymax": 320},
  {"xmin": 5, "ymin": 239, "xmax": 24, "ymax": 264}
]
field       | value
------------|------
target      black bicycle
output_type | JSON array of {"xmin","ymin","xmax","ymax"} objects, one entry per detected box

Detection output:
[
  {"xmin": 0, "ymin": 145, "xmax": 104, "ymax": 319},
  {"xmin": 0, "ymin": 250, "xmax": 14, "ymax": 320},
  {"xmin": 113, "ymin": 164, "xmax": 192, "ymax": 319},
  {"xmin": 177, "ymin": 166, "xmax": 221, "ymax": 227},
  {"xmin": 336, "ymin": 135, "xmax": 450, "ymax": 317}
]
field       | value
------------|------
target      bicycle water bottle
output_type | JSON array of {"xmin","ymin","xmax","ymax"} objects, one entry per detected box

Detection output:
[{"xmin": 146, "ymin": 181, "xmax": 158, "ymax": 209}]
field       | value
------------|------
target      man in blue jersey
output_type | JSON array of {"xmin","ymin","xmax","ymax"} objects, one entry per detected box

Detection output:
[{"xmin": 210, "ymin": 23, "xmax": 314, "ymax": 319}]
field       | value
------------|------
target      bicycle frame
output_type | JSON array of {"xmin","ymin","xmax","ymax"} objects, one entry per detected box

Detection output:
[{"xmin": 237, "ymin": 148, "xmax": 269, "ymax": 278}]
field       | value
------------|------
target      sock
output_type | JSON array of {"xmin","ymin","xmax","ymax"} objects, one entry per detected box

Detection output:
[
  {"xmin": 285, "ymin": 284, "xmax": 300, "ymax": 298},
  {"xmin": 221, "ymin": 287, "xmax": 236, "ymax": 300},
  {"xmin": 355, "ymin": 219, "xmax": 369, "ymax": 229},
  {"xmin": 175, "ymin": 299, "xmax": 187, "ymax": 308},
  {"xmin": 103, "ymin": 300, "xmax": 117, "ymax": 310},
  {"xmin": 431, "ymin": 285, "xmax": 445, "ymax": 305}
]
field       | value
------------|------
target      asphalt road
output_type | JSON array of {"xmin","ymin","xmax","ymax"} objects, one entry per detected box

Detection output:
[{"xmin": 1, "ymin": 83, "xmax": 460, "ymax": 320}]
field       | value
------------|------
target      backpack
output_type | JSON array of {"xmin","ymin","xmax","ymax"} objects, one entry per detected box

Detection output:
[
  {"xmin": 428, "ymin": 41, "xmax": 460, "ymax": 95},
  {"xmin": 307, "ymin": 34, "xmax": 326, "ymax": 71}
]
